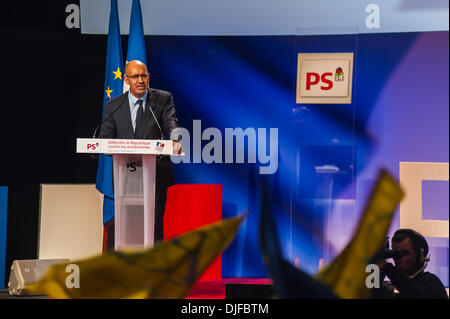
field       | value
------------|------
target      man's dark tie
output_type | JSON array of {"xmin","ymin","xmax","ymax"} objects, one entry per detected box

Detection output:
[{"xmin": 135, "ymin": 99, "xmax": 144, "ymax": 139}]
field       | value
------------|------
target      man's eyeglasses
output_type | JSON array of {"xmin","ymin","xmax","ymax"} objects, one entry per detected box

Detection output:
[{"xmin": 126, "ymin": 73, "xmax": 149, "ymax": 80}]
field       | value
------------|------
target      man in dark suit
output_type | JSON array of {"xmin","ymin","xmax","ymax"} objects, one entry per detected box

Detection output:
[{"xmin": 99, "ymin": 60, "xmax": 182, "ymax": 244}]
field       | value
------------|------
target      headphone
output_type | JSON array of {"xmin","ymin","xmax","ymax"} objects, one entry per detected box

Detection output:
[{"xmin": 393, "ymin": 229, "xmax": 430, "ymax": 277}]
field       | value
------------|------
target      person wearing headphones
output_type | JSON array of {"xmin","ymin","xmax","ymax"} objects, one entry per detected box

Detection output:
[{"xmin": 375, "ymin": 229, "xmax": 448, "ymax": 299}]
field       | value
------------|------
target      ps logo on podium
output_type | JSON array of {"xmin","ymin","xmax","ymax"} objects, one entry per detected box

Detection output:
[
  {"xmin": 126, "ymin": 162, "xmax": 137, "ymax": 172},
  {"xmin": 126, "ymin": 160, "xmax": 142, "ymax": 172},
  {"xmin": 86, "ymin": 143, "xmax": 99, "ymax": 151}
]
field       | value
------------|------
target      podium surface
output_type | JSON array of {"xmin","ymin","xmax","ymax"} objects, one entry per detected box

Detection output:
[{"xmin": 77, "ymin": 138, "xmax": 177, "ymax": 251}]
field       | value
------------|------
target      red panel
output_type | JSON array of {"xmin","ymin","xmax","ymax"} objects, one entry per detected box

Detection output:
[
  {"xmin": 102, "ymin": 224, "xmax": 108, "ymax": 253},
  {"xmin": 163, "ymin": 184, "xmax": 222, "ymax": 281},
  {"xmin": 185, "ymin": 278, "xmax": 273, "ymax": 299}
]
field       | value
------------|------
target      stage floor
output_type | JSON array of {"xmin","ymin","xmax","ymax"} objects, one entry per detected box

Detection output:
[
  {"xmin": 186, "ymin": 277, "xmax": 273, "ymax": 299},
  {"xmin": 0, "ymin": 278, "xmax": 272, "ymax": 299},
  {"xmin": 0, "ymin": 288, "xmax": 49, "ymax": 299}
]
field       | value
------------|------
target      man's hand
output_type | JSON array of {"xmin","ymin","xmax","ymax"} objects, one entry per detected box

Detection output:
[
  {"xmin": 378, "ymin": 260, "xmax": 395, "ymax": 276},
  {"xmin": 173, "ymin": 141, "xmax": 183, "ymax": 154}
]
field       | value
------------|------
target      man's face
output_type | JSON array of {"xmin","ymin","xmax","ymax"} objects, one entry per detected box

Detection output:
[
  {"xmin": 125, "ymin": 61, "xmax": 149, "ymax": 98},
  {"xmin": 392, "ymin": 237, "xmax": 418, "ymax": 276}
]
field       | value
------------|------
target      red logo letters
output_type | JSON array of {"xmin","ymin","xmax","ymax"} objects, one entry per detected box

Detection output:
[{"xmin": 306, "ymin": 72, "xmax": 333, "ymax": 90}]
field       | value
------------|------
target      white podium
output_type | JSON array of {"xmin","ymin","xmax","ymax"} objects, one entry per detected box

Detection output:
[{"xmin": 77, "ymin": 138, "xmax": 178, "ymax": 251}]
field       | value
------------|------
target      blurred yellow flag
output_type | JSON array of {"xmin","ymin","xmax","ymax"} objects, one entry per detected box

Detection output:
[
  {"xmin": 316, "ymin": 169, "xmax": 403, "ymax": 299},
  {"xmin": 26, "ymin": 214, "xmax": 245, "ymax": 299}
]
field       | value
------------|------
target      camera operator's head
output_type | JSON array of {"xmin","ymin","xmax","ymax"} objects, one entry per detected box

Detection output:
[{"xmin": 391, "ymin": 229, "xmax": 429, "ymax": 276}]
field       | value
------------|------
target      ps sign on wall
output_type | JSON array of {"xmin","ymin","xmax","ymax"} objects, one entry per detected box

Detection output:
[{"xmin": 296, "ymin": 53, "xmax": 354, "ymax": 104}]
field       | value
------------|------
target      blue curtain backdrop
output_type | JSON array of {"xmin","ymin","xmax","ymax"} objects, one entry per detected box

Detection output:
[{"xmin": 141, "ymin": 32, "xmax": 448, "ymax": 283}]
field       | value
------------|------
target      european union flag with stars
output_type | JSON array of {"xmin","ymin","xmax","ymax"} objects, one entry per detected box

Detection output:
[{"xmin": 96, "ymin": 0, "xmax": 124, "ymax": 224}]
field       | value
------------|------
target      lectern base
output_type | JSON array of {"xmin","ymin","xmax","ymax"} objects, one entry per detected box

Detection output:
[{"xmin": 115, "ymin": 244, "xmax": 146, "ymax": 252}]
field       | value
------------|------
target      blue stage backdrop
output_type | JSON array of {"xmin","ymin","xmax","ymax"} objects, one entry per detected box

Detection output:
[{"xmin": 138, "ymin": 31, "xmax": 448, "ymax": 285}]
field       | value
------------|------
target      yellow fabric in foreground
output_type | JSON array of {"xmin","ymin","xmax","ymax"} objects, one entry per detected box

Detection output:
[
  {"xmin": 26, "ymin": 215, "xmax": 245, "ymax": 299},
  {"xmin": 316, "ymin": 170, "xmax": 404, "ymax": 299}
]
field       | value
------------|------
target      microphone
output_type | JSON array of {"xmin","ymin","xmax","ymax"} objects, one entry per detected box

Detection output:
[
  {"xmin": 92, "ymin": 124, "xmax": 102, "ymax": 140},
  {"xmin": 146, "ymin": 103, "xmax": 165, "ymax": 161},
  {"xmin": 409, "ymin": 259, "xmax": 430, "ymax": 279},
  {"xmin": 92, "ymin": 101, "xmax": 126, "ymax": 138},
  {"xmin": 147, "ymin": 103, "xmax": 164, "ymax": 140},
  {"xmin": 90, "ymin": 101, "xmax": 126, "ymax": 159},
  {"xmin": 146, "ymin": 99, "xmax": 184, "ymax": 155}
]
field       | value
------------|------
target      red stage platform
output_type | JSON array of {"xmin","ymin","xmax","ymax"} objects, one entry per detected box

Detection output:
[
  {"xmin": 164, "ymin": 184, "xmax": 223, "ymax": 281},
  {"xmin": 186, "ymin": 278, "xmax": 273, "ymax": 299}
]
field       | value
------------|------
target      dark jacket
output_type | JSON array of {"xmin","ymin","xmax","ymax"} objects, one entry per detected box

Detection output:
[
  {"xmin": 374, "ymin": 263, "xmax": 448, "ymax": 299},
  {"xmin": 99, "ymin": 89, "xmax": 179, "ymax": 141}
]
